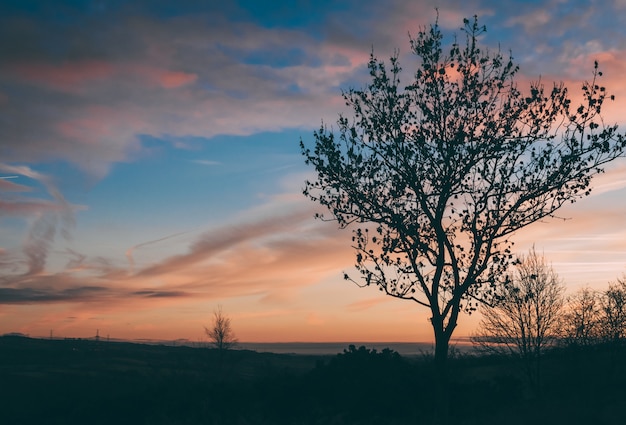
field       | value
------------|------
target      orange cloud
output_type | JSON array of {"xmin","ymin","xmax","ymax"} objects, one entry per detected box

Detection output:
[{"xmin": 346, "ymin": 297, "xmax": 394, "ymax": 312}]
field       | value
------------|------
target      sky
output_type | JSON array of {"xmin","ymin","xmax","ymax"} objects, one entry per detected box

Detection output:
[{"xmin": 1, "ymin": 0, "xmax": 626, "ymax": 343}]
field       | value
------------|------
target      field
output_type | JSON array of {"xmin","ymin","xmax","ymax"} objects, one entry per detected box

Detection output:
[{"xmin": 1, "ymin": 335, "xmax": 624, "ymax": 424}]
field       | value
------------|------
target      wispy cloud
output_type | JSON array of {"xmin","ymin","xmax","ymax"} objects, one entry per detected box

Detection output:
[
  {"xmin": 0, "ymin": 192, "xmax": 352, "ymax": 308},
  {"xmin": 191, "ymin": 159, "xmax": 220, "ymax": 166},
  {"xmin": 0, "ymin": 163, "xmax": 79, "ymax": 276},
  {"xmin": 0, "ymin": 286, "xmax": 109, "ymax": 304},
  {"xmin": 125, "ymin": 231, "xmax": 189, "ymax": 273},
  {"xmin": 346, "ymin": 297, "xmax": 394, "ymax": 312}
]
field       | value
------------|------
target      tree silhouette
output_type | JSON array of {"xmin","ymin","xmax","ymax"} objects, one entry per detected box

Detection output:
[
  {"xmin": 472, "ymin": 248, "xmax": 564, "ymax": 394},
  {"xmin": 599, "ymin": 276, "xmax": 626, "ymax": 343},
  {"xmin": 560, "ymin": 287, "xmax": 601, "ymax": 347},
  {"xmin": 205, "ymin": 305, "xmax": 237, "ymax": 351},
  {"xmin": 301, "ymin": 14, "xmax": 626, "ymax": 411}
]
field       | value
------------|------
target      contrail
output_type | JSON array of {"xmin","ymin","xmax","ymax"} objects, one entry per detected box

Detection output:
[
  {"xmin": 0, "ymin": 176, "xmax": 18, "ymax": 179},
  {"xmin": 126, "ymin": 231, "xmax": 189, "ymax": 274}
]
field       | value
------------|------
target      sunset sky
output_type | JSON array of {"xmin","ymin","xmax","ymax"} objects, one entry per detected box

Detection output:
[{"xmin": 2, "ymin": 0, "xmax": 626, "ymax": 343}]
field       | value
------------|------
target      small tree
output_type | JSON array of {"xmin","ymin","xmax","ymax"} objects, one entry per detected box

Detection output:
[
  {"xmin": 301, "ymin": 14, "xmax": 626, "ymax": 377},
  {"xmin": 599, "ymin": 277, "xmax": 626, "ymax": 343},
  {"xmin": 560, "ymin": 287, "xmax": 601, "ymax": 347},
  {"xmin": 472, "ymin": 248, "xmax": 564, "ymax": 393},
  {"xmin": 205, "ymin": 305, "xmax": 237, "ymax": 351}
]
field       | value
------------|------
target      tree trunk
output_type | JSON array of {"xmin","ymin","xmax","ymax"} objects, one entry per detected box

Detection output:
[
  {"xmin": 432, "ymin": 327, "xmax": 451, "ymax": 424},
  {"xmin": 434, "ymin": 332, "xmax": 450, "ymax": 375}
]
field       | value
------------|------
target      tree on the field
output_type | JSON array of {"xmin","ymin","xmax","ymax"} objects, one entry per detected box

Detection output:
[
  {"xmin": 302, "ymin": 15, "xmax": 624, "ymax": 367},
  {"xmin": 599, "ymin": 276, "xmax": 626, "ymax": 343},
  {"xmin": 559, "ymin": 287, "xmax": 601, "ymax": 347},
  {"xmin": 472, "ymin": 248, "xmax": 564, "ymax": 393},
  {"xmin": 205, "ymin": 305, "xmax": 237, "ymax": 351},
  {"xmin": 301, "ymin": 14, "xmax": 625, "ymax": 399}
]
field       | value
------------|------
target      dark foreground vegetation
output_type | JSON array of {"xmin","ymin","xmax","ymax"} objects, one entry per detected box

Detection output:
[{"xmin": 1, "ymin": 335, "xmax": 624, "ymax": 425}]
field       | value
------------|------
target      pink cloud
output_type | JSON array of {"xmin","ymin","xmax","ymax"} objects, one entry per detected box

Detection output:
[
  {"xmin": 8, "ymin": 60, "xmax": 115, "ymax": 92},
  {"xmin": 121, "ymin": 64, "xmax": 198, "ymax": 89},
  {"xmin": 0, "ymin": 17, "xmax": 357, "ymax": 176},
  {"xmin": 0, "ymin": 199, "xmax": 66, "ymax": 216},
  {"xmin": 157, "ymin": 70, "xmax": 198, "ymax": 88},
  {"xmin": 57, "ymin": 113, "xmax": 115, "ymax": 141},
  {"xmin": 8, "ymin": 59, "xmax": 200, "ymax": 93},
  {"xmin": 52, "ymin": 105, "xmax": 149, "ymax": 177}
]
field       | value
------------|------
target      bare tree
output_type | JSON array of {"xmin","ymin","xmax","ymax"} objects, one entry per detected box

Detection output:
[
  {"xmin": 559, "ymin": 287, "xmax": 601, "ymax": 347},
  {"xmin": 205, "ymin": 305, "xmax": 237, "ymax": 351},
  {"xmin": 301, "ymin": 13, "xmax": 626, "ymax": 392},
  {"xmin": 599, "ymin": 277, "xmax": 626, "ymax": 343},
  {"xmin": 472, "ymin": 249, "xmax": 564, "ymax": 392}
]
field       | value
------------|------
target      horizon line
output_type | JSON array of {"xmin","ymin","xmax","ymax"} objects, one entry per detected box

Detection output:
[{"xmin": 1, "ymin": 332, "xmax": 473, "ymax": 345}]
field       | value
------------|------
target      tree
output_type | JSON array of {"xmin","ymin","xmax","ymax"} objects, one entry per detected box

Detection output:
[
  {"xmin": 205, "ymin": 305, "xmax": 237, "ymax": 351},
  {"xmin": 559, "ymin": 287, "xmax": 601, "ymax": 347},
  {"xmin": 559, "ymin": 279, "xmax": 626, "ymax": 347},
  {"xmin": 301, "ymin": 14, "xmax": 625, "ymax": 384},
  {"xmin": 472, "ymin": 248, "xmax": 564, "ymax": 393},
  {"xmin": 599, "ymin": 276, "xmax": 626, "ymax": 343}
]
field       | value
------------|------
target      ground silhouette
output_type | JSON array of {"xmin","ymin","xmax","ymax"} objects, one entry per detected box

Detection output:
[{"xmin": 1, "ymin": 335, "xmax": 624, "ymax": 424}]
